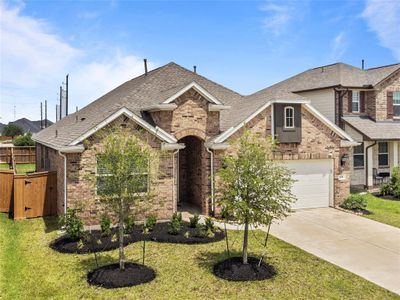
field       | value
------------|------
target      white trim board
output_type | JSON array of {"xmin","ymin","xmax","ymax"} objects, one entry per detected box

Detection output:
[
  {"xmin": 162, "ymin": 82, "xmax": 223, "ymax": 105},
  {"xmin": 69, "ymin": 107, "xmax": 177, "ymax": 146}
]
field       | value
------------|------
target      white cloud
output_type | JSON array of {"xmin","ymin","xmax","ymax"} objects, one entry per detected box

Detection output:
[
  {"xmin": 362, "ymin": 0, "xmax": 400, "ymax": 60},
  {"xmin": 330, "ymin": 32, "xmax": 348, "ymax": 61},
  {"xmin": 260, "ymin": 1, "xmax": 308, "ymax": 37},
  {"xmin": 0, "ymin": 2, "xmax": 155, "ymax": 123}
]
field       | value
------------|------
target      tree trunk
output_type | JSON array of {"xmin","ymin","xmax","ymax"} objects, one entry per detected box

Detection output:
[
  {"xmin": 119, "ymin": 198, "xmax": 125, "ymax": 271},
  {"xmin": 242, "ymin": 221, "xmax": 249, "ymax": 264}
]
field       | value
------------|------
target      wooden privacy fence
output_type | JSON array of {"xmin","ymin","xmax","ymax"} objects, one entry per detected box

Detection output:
[
  {"xmin": 0, "ymin": 170, "xmax": 57, "ymax": 220},
  {"xmin": 0, "ymin": 146, "xmax": 36, "ymax": 164}
]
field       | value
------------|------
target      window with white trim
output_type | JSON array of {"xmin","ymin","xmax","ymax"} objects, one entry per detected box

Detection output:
[
  {"xmin": 394, "ymin": 91, "xmax": 400, "ymax": 117},
  {"xmin": 352, "ymin": 91, "xmax": 360, "ymax": 113},
  {"xmin": 353, "ymin": 143, "xmax": 364, "ymax": 168},
  {"xmin": 96, "ymin": 155, "xmax": 149, "ymax": 195},
  {"xmin": 378, "ymin": 142, "xmax": 389, "ymax": 167},
  {"xmin": 284, "ymin": 106, "xmax": 294, "ymax": 129}
]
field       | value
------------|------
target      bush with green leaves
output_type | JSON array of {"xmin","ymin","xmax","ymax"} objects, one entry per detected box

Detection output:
[
  {"xmin": 123, "ymin": 215, "xmax": 135, "ymax": 234},
  {"xmin": 144, "ymin": 215, "xmax": 157, "ymax": 231},
  {"xmin": 340, "ymin": 194, "xmax": 367, "ymax": 210},
  {"xmin": 100, "ymin": 214, "xmax": 111, "ymax": 236},
  {"xmin": 204, "ymin": 217, "xmax": 215, "ymax": 232},
  {"xmin": 12, "ymin": 133, "xmax": 35, "ymax": 146},
  {"xmin": 194, "ymin": 223, "xmax": 208, "ymax": 238},
  {"xmin": 380, "ymin": 183, "xmax": 393, "ymax": 196},
  {"xmin": 168, "ymin": 212, "xmax": 182, "ymax": 235},
  {"xmin": 59, "ymin": 208, "xmax": 83, "ymax": 239},
  {"xmin": 2, "ymin": 124, "xmax": 23, "ymax": 137},
  {"xmin": 189, "ymin": 214, "xmax": 200, "ymax": 228}
]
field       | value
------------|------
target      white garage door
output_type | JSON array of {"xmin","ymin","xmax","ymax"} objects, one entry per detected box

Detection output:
[{"xmin": 285, "ymin": 159, "xmax": 333, "ymax": 209}]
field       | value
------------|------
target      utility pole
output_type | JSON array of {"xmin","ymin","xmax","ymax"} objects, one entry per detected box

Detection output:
[
  {"xmin": 40, "ymin": 102, "xmax": 43, "ymax": 129},
  {"xmin": 45, "ymin": 100, "xmax": 48, "ymax": 128},
  {"xmin": 59, "ymin": 86, "xmax": 62, "ymax": 120},
  {"xmin": 66, "ymin": 74, "xmax": 69, "ymax": 116}
]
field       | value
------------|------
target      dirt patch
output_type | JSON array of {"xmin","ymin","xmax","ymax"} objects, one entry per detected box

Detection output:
[
  {"xmin": 50, "ymin": 221, "xmax": 225, "ymax": 254},
  {"xmin": 213, "ymin": 256, "xmax": 276, "ymax": 281},
  {"xmin": 87, "ymin": 262, "xmax": 156, "ymax": 288}
]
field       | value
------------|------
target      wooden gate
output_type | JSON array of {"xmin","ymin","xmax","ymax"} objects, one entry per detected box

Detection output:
[
  {"xmin": 0, "ymin": 170, "xmax": 14, "ymax": 212},
  {"xmin": 0, "ymin": 171, "xmax": 57, "ymax": 220}
]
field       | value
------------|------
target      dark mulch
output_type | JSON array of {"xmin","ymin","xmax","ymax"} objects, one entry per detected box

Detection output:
[
  {"xmin": 148, "ymin": 221, "xmax": 225, "ymax": 244},
  {"xmin": 349, "ymin": 208, "xmax": 372, "ymax": 215},
  {"xmin": 87, "ymin": 262, "xmax": 156, "ymax": 289},
  {"xmin": 213, "ymin": 256, "xmax": 276, "ymax": 282},
  {"xmin": 50, "ymin": 221, "xmax": 225, "ymax": 254},
  {"xmin": 372, "ymin": 193, "xmax": 400, "ymax": 201},
  {"xmin": 49, "ymin": 227, "xmax": 143, "ymax": 254}
]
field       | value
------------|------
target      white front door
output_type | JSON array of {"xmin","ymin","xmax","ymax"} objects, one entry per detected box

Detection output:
[{"xmin": 285, "ymin": 159, "xmax": 333, "ymax": 209}]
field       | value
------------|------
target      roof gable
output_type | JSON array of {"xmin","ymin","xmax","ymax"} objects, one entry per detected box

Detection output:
[{"xmin": 162, "ymin": 82, "xmax": 223, "ymax": 105}]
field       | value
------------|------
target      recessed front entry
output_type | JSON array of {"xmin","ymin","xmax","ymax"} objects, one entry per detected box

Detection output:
[{"xmin": 178, "ymin": 136, "xmax": 204, "ymax": 212}]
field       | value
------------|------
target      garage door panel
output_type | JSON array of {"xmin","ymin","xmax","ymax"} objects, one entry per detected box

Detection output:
[{"xmin": 285, "ymin": 160, "xmax": 332, "ymax": 209}]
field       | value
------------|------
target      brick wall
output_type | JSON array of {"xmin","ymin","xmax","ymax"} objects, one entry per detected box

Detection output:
[
  {"xmin": 374, "ymin": 70, "xmax": 400, "ymax": 121},
  {"xmin": 214, "ymin": 105, "xmax": 351, "ymax": 207}
]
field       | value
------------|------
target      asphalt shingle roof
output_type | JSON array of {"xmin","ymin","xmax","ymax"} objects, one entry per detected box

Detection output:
[
  {"xmin": 343, "ymin": 116, "xmax": 400, "ymax": 140},
  {"xmin": 34, "ymin": 61, "xmax": 400, "ymax": 148}
]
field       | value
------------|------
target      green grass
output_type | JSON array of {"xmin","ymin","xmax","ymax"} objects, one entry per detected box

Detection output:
[
  {"xmin": 0, "ymin": 214, "xmax": 398, "ymax": 299},
  {"xmin": 363, "ymin": 193, "xmax": 400, "ymax": 228},
  {"xmin": 0, "ymin": 163, "xmax": 35, "ymax": 174}
]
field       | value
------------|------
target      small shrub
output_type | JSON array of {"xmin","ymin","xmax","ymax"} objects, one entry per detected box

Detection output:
[
  {"xmin": 168, "ymin": 218, "xmax": 181, "ymax": 235},
  {"xmin": 391, "ymin": 166, "xmax": 400, "ymax": 197},
  {"xmin": 340, "ymin": 194, "xmax": 367, "ymax": 210},
  {"xmin": 100, "ymin": 214, "xmax": 111, "ymax": 236},
  {"xmin": 111, "ymin": 234, "xmax": 118, "ymax": 242},
  {"xmin": 184, "ymin": 231, "xmax": 190, "ymax": 238},
  {"xmin": 59, "ymin": 208, "xmax": 83, "ymax": 239},
  {"xmin": 12, "ymin": 133, "xmax": 35, "ymax": 146},
  {"xmin": 175, "ymin": 212, "xmax": 183, "ymax": 224},
  {"xmin": 193, "ymin": 223, "xmax": 208, "ymax": 238},
  {"xmin": 380, "ymin": 183, "xmax": 393, "ymax": 196},
  {"xmin": 123, "ymin": 215, "xmax": 135, "ymax": 234},
  {"xmin": 204, "ymin": 217, "xmax": 215, "ymax": 232},
  {"xmin": 144, "ymin": 215, "xmax": 157, "ymax": 231},
  {"xmin": 189, "ymin": 214, "xmax": 200, "ymax": 228}
]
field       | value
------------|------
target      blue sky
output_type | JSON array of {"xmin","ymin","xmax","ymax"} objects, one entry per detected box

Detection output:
[{"xmin": 1, "ymin": 0, "xmax": 399, "ymax": 123}]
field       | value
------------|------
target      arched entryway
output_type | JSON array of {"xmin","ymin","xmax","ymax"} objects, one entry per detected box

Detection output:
[{"xmin": 178, "ymin": 135, "xmax": 205, "ymax": 213}]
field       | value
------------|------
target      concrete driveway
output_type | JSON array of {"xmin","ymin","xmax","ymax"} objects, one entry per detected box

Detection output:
[{"xmin": 270, "ymin": 208, "xmax": 400, "ymax": 295}]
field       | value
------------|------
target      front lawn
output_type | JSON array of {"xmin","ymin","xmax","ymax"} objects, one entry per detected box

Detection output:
[
  {"xmin": 364, "ymin": 193, "xmax": 400, "ymax": 228},
  {"xmin": 0, "ymin": 214, "xmax": 397, "ymax": 299}
]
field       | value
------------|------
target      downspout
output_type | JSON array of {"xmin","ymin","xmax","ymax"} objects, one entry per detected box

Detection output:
[
  {"xmin": 58, "ymin": 151, "xmax": 67, "ymax": 215},
  {"xmin": 205, "ymin": 147, "xmax": 215, "ymax": 216},
  {"xmin": 172, "ymin": 149, "xmax": 180, "ymax": 213},
  {"xmin": 365, "ymin": 141, "xmax": 377, "ymax": 188}
]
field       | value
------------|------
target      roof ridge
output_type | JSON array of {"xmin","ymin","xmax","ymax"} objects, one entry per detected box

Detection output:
[
  {"xmin": 366, "ymin": 63, "xmax": 400, "ymax": 71},
  {"xmin": 169, "ymin": 62, "xmax": 244, "ymax": 97}
]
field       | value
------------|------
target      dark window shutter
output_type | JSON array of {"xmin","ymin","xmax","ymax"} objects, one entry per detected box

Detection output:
[
  {"xmin": 387, "ymin": 91, "xmax": 393, "ymax": 119},
  {"xmin": 348, "ymin": 90, "xmax": 353, "ymax": 113},
  {"xmin": 360, "ymin": 91, "xmax": 365, "ymax": 113}
]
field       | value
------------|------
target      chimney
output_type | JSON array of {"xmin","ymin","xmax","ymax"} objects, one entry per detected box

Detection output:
[
  {"xmin": 362, "ymin": 59, "xmax": 365, "ymax": 70},
  {"xmin": 193, "ymin": 65, "xmax": 197, "ymax": 73},
  {"xmin": 144, "ymin": 59, "xmax": 148, "ymax": 75}
]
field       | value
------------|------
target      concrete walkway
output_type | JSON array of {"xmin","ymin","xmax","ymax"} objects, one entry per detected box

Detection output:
[{"xmin": 269, "ymin": 208, "xmax": 400, "ymax": 295}]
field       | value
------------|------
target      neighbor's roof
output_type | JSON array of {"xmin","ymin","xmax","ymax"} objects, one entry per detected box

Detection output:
[{"xmin": 342, "ymin": 116, "xmax": 400, "ymax": 140}]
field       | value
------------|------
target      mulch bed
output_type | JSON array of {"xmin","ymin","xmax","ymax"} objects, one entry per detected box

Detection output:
[
  {"xmin": 372, "ymin": 193, "xmax": 400, "ymax": 201},
  {"xmin": 87, "ymin": 262, "xmax": 156, "ymax": 289},
  {"xmin": 348, "ymin": 208, "xmax": 372, "ymax": 215},
  {"xmin": 213, "ymin": 256, "xmax": 276, "ymax": 282},
  {"xmin": 50, "ymin": 221, "xmax": 225, "ymax": 254}
]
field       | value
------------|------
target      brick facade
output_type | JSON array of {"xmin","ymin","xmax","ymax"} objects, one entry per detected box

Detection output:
[{"xmin": 37, "ymin": 88, "xmax": 351, "ymax": 223}]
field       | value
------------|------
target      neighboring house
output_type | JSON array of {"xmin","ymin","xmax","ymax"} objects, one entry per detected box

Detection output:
[
  {"xmin": 262, "ymin": 62, "xmax": 400, "ymax": 188},
  {"xmin": 33, "ymin": 62, "xmax": 356, "ymax": 221}
]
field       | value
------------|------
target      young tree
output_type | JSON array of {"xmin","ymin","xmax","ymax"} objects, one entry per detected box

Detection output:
[
  {"xmin": 2, "ymin": 124, "xmax": 24, "ymax": 138},
  {"xmin": 94, "ymin": 126, "xmax": 158, "ymax": 270},
  {"xmin": 216, "ymin": 130, "xmax": 296, "ymax": 264}
]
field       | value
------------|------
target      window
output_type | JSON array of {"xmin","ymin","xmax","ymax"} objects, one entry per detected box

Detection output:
[
  {"xmin": 96, "ymin": 155, "xmax": 149, "ymax": 195},
  {"xmin": 353, "ymin": 143, "xmax": 364, "ymax": 168},
  {"xmin": 352, "ymin": 91, "xmax": 360, "ymax": 113},
  {"xmin": 378, "ymin": 142, "xmax": 389, "ymax": 167},
  {"xmin": 394, "ymin": 91, "xmax": 400, "ymax": 117},
  {"xmin": 284, "ymin": 106, "xmax": 294, "ymax": 129}
]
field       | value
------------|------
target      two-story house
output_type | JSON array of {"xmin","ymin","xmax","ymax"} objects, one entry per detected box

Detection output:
[{"xmin": 257, "ymin": 63, "xmax": 400, "ymax": 188}]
